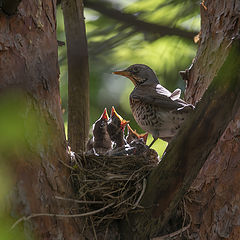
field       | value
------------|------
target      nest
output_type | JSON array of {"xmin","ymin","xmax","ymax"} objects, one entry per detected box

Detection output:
[{"xmin": 70, "ymin": 149, "xmax": 159, "ymax": 231}]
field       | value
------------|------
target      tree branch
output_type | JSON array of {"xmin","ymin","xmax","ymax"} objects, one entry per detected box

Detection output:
[
  {"xmin": 62, "ymin": 0, "xmax": 90, "ymax": 152},
  {"xmin": 1, "ymin": 0, "xmax": 21, "ymax": 15},
  {"xmin": 120, "ymin": 39, "xmax": 240, "ymax": 239},
  {"xmin": 84, "ymin": 0, "xmax": 198, "ymax": 41}
]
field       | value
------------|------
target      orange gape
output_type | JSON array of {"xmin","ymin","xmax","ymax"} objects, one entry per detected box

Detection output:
[
  {"xmin": 126, "ymin": 124, "xmax": 148, "ymax": 144},
  {"xmin": 91, "ymin": 108, "xmax": 112, "ymax": 155},
  {"xmin": 107, "ymin": 106, "xmax": 129, "ymax": 148}
]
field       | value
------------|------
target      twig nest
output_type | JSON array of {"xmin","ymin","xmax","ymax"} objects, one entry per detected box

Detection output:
[{"xmin": 71, "ymin": 147, "xmax": 158, "ymax": 229}]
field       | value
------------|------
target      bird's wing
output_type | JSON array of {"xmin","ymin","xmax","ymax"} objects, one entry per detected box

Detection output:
[
  {"xmin": 131, "ymin": 84, "xmax": 194, "ymax": 111},
  {"xmin": 155, "ymin": 84, "xmax": 172, "ymax": 96},
  {"xmin": 156, "ymin": 85, "xmax": 182, "ymax": 101},
  {"xmin": 170, "ymin": 88, "xmax": 181, "ymax": 100}
]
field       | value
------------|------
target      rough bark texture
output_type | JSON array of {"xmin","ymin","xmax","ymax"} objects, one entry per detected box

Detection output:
[
  {"xmin": 62, "ymin": 0, "xmax": 90, "ymax": 152},
  {"xmin": 119, "ymin": 1, "xmax": 240, "ymax": 239},
  {"xmin": 185, "ymin": 0, "xmax": 239, "ymax": 103},
  {"xmin": 184, "ymin": 1, "xmax": 240, "ymax": 239},
  {"xmin": 119, "ymin": 39, "xmax": 240, "ymax": 240},
  {"xmin": 0, "ymin": 0, "xmax": 83, "ymax": 239}
]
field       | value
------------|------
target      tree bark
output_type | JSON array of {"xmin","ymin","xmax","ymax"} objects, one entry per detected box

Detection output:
[
  {"xmin": 119, "ymin": 39, "xmax": 240, "ymax": 240},
  {"xmin": 62, "ymin": 0, "xmax": 90, "ymax": 152},
  {"xmin": 185, "ymin": 0, "xmax": 239, "ymax": 103},
  {"xmin": 2, "ymin": 0, "xmax": 239, "ymax": 239},
  {"xmin": 119, "ymin": 1, "xmax": 240, "ymax": 239},
  {"xmin": 0, "ymin": 0, "xmax": 84, "ymax": 239},
  {"xmin": 184, "ymin": 1, "xmax": 240, "ymax": 239}
]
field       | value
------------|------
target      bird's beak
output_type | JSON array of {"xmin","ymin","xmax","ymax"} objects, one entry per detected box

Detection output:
[
  {"xmin": 139, "ymin": 132, "xmax": 148, "ymax": 143},
  {"xmin": 113, "ymin": 70, "xmax": 131, "ymax": 77},
  {"xmin": 127, "ymin": 124, "xmax": 132, "ymax": 132},
  {"xmin": 113, "ymin": 70, "xmax": 137, "ymax": 86},
  {"xmin": 121, "ymin": 119, "xmax": 130, "ymax": 129},
  {"xmin": 111, "ymin": 106, "xmax": 122, "ymax": 119},
  {"xmin": 101, "ymin": 108, "xmax": 109, "ymax": 121},
  {"xmin": 111, "ymin": 106, "xmax": 130, "ymax": 129},
  {"xmin": 127, "ymin": 124, "xmax": 137, "ymax": 135}
]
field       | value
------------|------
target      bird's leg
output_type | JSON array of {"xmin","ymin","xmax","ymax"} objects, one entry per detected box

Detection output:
[{"xmin": 148, "ymin": 138, "xmax": 157, "ymax": 148}]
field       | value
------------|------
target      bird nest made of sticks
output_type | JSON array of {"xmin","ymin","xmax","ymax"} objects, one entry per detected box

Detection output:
[{"xmin": 69, "ymin": 148, "xmax": 159, "ymax": 231}]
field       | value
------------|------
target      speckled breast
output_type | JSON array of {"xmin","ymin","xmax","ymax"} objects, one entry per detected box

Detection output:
[
  {"xmin": 129, "ymin": 96, "xmax": 161, "ymax": 134},
  {"xmin": 129, "ymin": 94, "xmax": 190, "ymax": 140}
]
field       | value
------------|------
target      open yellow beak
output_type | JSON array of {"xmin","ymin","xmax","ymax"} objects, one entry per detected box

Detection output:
[{"xmin": 101, "ymin": 108, "xmax": 109, "ymax": 121}]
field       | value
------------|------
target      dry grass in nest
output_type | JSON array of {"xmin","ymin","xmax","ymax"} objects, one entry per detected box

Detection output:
[
  {"xmin": 11, "ymin": 149, "xmax": 191, "ymax": 239},
  {"xmin": 70, "ymin": 150, "xmax": 158, "ymax": 230}
]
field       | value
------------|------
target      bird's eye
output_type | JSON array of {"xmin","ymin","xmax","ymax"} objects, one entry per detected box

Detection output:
[{"xmin": 132, "ymin": 67, "xmax": 139, "ymax": 73}]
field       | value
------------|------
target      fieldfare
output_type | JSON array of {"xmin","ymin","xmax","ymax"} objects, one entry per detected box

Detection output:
[{"xmin": 113, "ymin": 64, "xmax": 194, "ymax": 147}]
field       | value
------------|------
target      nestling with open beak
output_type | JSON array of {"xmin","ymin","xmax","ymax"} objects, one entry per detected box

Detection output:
[
  {"xmin": 113, "ymin": 64, "xmax": 194, "ymax": 148},
  {"xmin": 92, "ymin": 108, "xmax": 112, "ymax": 155},
  {"xmin": 107, "ymin": 106, "xmax": 129, "ymax": 148},
  {"xmin": 126, "ymin": 124, "xmax": 148, "ymax": 144}
]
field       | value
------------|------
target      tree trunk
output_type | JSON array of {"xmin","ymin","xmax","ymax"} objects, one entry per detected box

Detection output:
[
  {"xmin": 119, "ymin": 0, "xmax": 240, "ymax": 239},
  {"xmin": 62, "ymin": 0, "xmax": 90, "ymax": 153},
  {"xmin": 119, "ymin": 37, "xmax": 240, "ymax": 240},
  {"xmin": 0, "ymin": 0, "xmax": 83, "ymax": 239},
  {"xmin": 2, "ymin": 0, "xmax": 240, "ymax": 239},
  {"xmin": 184, "ymin": 0, "xmax": 240, "ymax": 239}
]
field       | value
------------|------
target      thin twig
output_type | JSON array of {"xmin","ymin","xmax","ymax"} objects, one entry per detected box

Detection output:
[
  {"xmin": 132, "ymin": 178, "xmax": 147, "ymax": 209},
  {"xmin": 182, "ymin": 198, "xmax": 187, "ymax": 232},
  {"xmin": 90, "ymin": 216, "xmax": 98, "ymax": 240},
  {"xmin": 121, "ymin": 165, "xmax": 148, "ymax": 194},
  {"xmin": 55, "ymin": 196, "xmax": 104, "ymax": 204},
  {"xmin": 151, "ymin": 223, "xmax": 191, "ymax": 240},
  {"xmin": 113, "ymin": 187, "xmax": 140, "ymax": 209},
  {"xmin": 11, "ymin": 202, "xmax": 114, "ymax": 230},
  {"xmin": 104, "ymin": 225, "xmax": 108, "ymax": 240},
  {"xmin": 58, "ymin": 158, "xmax": 75, "ymax": 170}
]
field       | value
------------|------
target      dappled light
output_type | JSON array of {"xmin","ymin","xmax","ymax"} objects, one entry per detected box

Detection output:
[
  {"xmin": 2, "ymin": 0, "xmax": 239, "ymax": 239},
  {"xmin": 0, "ymin": 91, "xmax": 50, "ymax": 157},
  {"xmin": 57, "ymin": 0, "xmax": 200, "ymax": 156},
  {"xmin": 0, "ymin": 90, "xmax": 43, "ymax": 240}
]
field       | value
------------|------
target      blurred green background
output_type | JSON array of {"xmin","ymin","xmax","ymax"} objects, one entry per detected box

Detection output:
[
  {"xmin": 0, "ymin": 91, "xmax": 45, "ymax": 240},
  {"xmin": 57, "ymin": 0, "xmax": 200, "ymax": 156},
  {"xmin": 0, "ymin": 0, "xmax": 200, "ymax": 238}
]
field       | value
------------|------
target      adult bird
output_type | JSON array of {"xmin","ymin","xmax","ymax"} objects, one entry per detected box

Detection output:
[{"xmin": 113, "ymin": 64, "xmax": 194, "ymax": 148}]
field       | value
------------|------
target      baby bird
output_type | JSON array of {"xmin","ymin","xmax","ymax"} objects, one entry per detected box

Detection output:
[
  {"xmin": 92, "ymin": 108, "xmax": 112, "ymax": 155},
  {"xmin": 107, "ymin": 106, "xmax": 129, "ymax": 148},
  {"xmin": 126, "ymin": 124, "xmax": 148, "ymax": 144}
]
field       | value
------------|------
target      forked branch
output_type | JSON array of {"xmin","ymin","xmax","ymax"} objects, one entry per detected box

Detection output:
[{"xmin": 120, "ymin": 39, "xmax": 240, "ymax": 239}]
